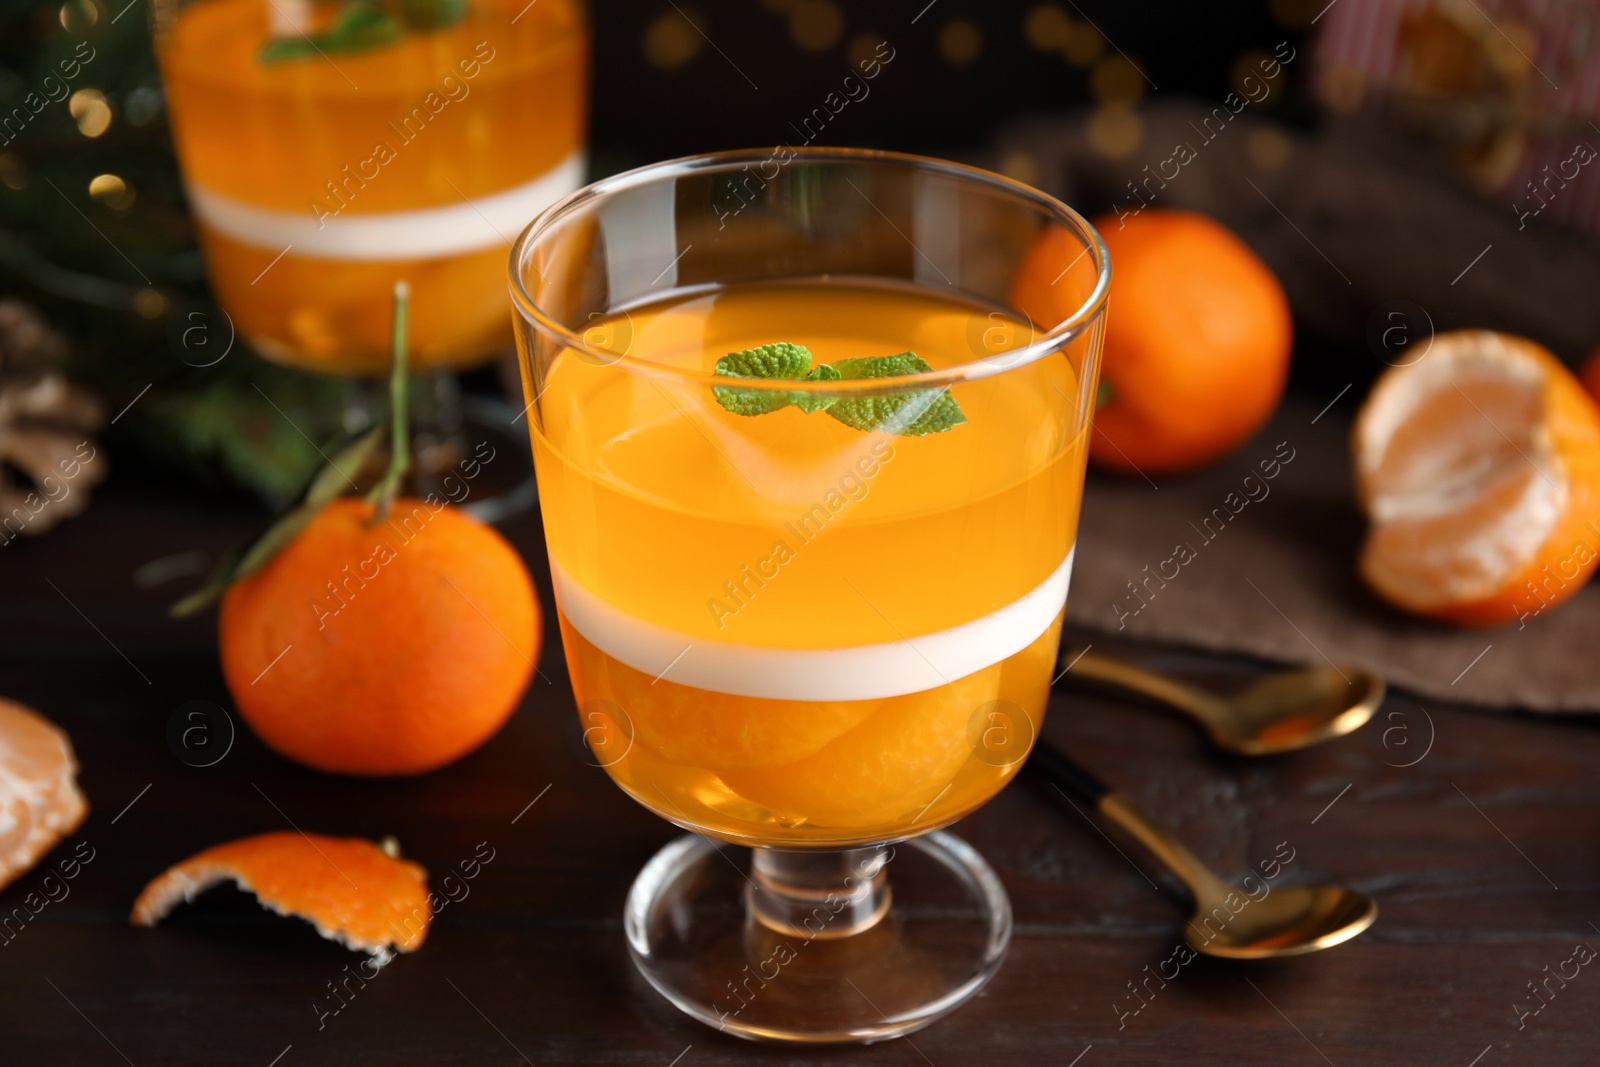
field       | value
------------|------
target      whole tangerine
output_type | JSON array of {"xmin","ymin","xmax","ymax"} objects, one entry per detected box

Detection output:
[
  {"xmin": 1020, "ymin": 209, "xmax": 1292, "ymax": 476},
  {"xmin": 219, "ymin": 497, "xmax": 539, "ymax": 775}
]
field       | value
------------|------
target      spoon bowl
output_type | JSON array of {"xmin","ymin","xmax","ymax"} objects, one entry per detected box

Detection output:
[
  {"xmin": 1222, "ymin": 666, "xmax": 1385, "ymax": 755},
  {"xmin": 1061, "ymin": 648, "xmax": 1385, "ymax": 756},
  {"xmin": 1188, "ymin": 883, "xmax": 1378, "ymax": 960},
  {"xmin": 1031, "ymin": 748, "xmax": 1379, "ymax": 961}
]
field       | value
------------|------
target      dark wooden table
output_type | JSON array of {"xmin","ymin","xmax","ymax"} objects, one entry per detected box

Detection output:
[{"xmin": 6, "ymin": 476, "xmax": 1600, "ymax": 1066}]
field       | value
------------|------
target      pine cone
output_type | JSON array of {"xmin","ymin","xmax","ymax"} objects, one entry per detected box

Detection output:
[{"xmin": 0, "ymin": 300, "xmax": 105, "ymax": 541}]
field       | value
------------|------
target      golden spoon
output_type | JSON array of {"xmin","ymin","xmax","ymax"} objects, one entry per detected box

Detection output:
[
  {"xmin": 1059, "ymin": 647, "xmax": 1384, "ymax": 756},
  {"xmin": 1029, "ymin": 741, "xmax": 1377, "ymax": 959}
]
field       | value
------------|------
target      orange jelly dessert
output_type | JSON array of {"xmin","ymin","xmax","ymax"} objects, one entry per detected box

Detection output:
[
  {"xmin": 527, "ymin": 281, "xmax": 1090, "ymax": 845},
  {"xmin": 157, "ymin": 0, "xmax": 587, "ymax": 373}
]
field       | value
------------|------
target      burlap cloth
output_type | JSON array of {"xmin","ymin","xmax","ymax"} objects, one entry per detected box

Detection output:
[{"xmin": 1063, "ymin": 395, "xmax": 1600, "ymax": 712}]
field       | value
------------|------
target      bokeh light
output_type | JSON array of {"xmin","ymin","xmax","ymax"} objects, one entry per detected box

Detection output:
[
  {"xmin": 57, "ymin": 0, "xmax": 99, "ymax": 32},
  {"xmin": 1247, "ymin": 128, "xmax": 1292, "ymax": 170},
  {"xmin": 1061, "ymin": 21, "xmax": 1106, "ymax": 68},
  {"xmin": 1230, "ymin": 49, "xmax": 1284, "ymax": 102},
  {"xmin": 89, "ymin": 172, "xmax": 136, "ymax": 210},
  {"xmin": 0, "ymin": 154, "xmax": 27, "ymax": 192},
  {"xmin": 643, "ymin": 9, "xmax": 703, "ymax": 70},
  {"xmin": 788, "ymin": 0, "xmax": 843, "ymax": 54},
  {"xmin": 133, "ymin": 288, "xmax": 168, "ymax": 319},
  {"xmin": 939, "ymin": 19, "xmax": 983, "ymax": 67},
  {"xmin": 1318, "ymin": 63, "xmax": 1365, "ymax": 112},
  {"xmin": 1090, "ymin": 55, "xmax": 1147, "ymax": 104},
  {"xmin": 998, "ymin": 151, "xmax": 1042, "ymax": 187},
  {"xmin": 1087, "ymin": 104, "xmax": 1142, "ymax": 158},
  {"xmin": 1024, "ymin": 4, "xmax": 1071, "ymax": 51},
  {"xmin": 124, "ymin": 86, "xmax": 164, "ymax": 127},
  {"xmin": 846, "ymin": 32, "xmax": 883, "ymax": 70},
  {"xmin": 69, "ymin": 89, "xmax": 113, "ymax": 137}
]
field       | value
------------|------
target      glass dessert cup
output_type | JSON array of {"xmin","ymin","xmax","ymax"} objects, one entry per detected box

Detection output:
[
  {"xmin": 152, "ymin": 0, "xmax": 588, "ymax": 511},
  {"xmin": 510, "ymin": 148, "xmax": 1110, "ymax": 1043}
]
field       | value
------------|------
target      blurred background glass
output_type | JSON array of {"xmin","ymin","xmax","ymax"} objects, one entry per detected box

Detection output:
[{"xmin": 152, "ymin": 0, "xmax": 587, "ymax": 376}]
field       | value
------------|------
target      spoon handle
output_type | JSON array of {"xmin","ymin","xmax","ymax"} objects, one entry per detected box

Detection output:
[
  {"xmin": 1027, "ymin": 740, "xmax": 1231, "ymax": 903},
  {"xmin": 1057, "ymin": 647, "xmax": 1228, "ymax": 725},
  {"xmin": 1026, "ymin": 736, "xmax": 1108, "ymax": 805}
]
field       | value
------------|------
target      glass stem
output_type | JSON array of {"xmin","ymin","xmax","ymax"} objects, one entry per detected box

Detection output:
[
  {"xmin": 429, "ymin": 369, "xmax": 465, "ymax": 439},
  {"xmin": 746, "ymin": 845, "xmax": 892, "ymax": 941}
]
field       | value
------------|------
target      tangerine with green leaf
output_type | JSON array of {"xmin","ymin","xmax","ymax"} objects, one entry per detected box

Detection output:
[
  {"xmin": 196, "ymin": 283, "xmax": 540, "ymax": 776},
  {"xmin": 218, "ymin": 495, "xmax": 540, "ymax": 775}
]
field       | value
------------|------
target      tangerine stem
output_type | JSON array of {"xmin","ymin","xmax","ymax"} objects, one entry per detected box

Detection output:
[{"xmin": 367, "ymin": 280, "xmax": 411, "ymax": 520}]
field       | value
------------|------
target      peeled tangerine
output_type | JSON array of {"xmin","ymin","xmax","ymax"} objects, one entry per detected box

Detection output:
[
  {"xmin": 0, "ymin": 698, "xmax": 87, "ymax": 891},
  {"xmin": 1354, "ymin": 330, "xmax": 1600, "ymax": 626}
]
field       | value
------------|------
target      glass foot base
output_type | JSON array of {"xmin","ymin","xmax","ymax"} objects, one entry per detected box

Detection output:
[
  {"xmin": 415, "ymin": 395, "xmax": 540, "ymax": 524},
  {"xmin": 624, "ymin": 831, "xmax": 1011, "ymax": 1044},
  {"xmin": 338, "ymin": 376, "xmax": 539, "ymax": 524}
]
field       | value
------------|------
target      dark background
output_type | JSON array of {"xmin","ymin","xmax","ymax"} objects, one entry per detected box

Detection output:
[
  {"xmin": 4, "ymin": 5, "xmax": 1600, "ymax": 1066},
  {"xmin": 579, "ymin": 2, "xmax": 1311, "ymax": 165}
]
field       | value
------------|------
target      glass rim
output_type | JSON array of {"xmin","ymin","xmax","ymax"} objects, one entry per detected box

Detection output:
[{"xmin": 507, "ymin": 146, "xmax": 1112, "ymax": 395}]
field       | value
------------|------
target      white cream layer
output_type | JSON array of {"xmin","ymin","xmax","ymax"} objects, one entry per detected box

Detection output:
[
  {"xmin": 550, "ymin": 546, "xmax": 1075, "ymax": 702},
  {"xmin": 184, "ymin": 150, "xmax": 585, "ymax": 260}
]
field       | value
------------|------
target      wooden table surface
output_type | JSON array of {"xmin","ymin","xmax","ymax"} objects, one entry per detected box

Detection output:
[{"xmin": 5, "ymin": 476, "xmax": 1599, "ymax": 1066}]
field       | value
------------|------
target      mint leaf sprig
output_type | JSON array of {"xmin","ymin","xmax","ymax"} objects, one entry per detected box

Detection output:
[
  {"xmin": 259, "ymin": 0, "xmax": 467, "ymax": 63},
  {"xmin": 712, "ymin": 343, "xmax": 966, "ymax": 437}
]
